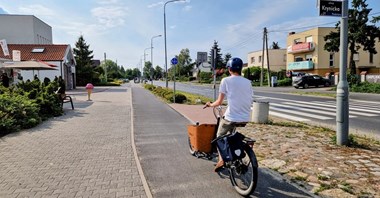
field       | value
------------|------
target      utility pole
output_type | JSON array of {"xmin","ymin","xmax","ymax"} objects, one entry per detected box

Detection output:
[
  {"xmin": 260, "ymin": 27, "xmax": 265, "ymax": 87},
  {"xmin": 104, "ymin": 52, "xmax": 107, "ymax": 83},
  {"xmin": 265, "ymin": 27, "xmax": 271, "ymax": 87},
  {"xmin": 336, "ymin": 0, "xmax": 349, "ymax": 145}
]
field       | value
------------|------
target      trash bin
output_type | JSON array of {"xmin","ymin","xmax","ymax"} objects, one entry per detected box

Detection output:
[{"xmin": 251, "ymin": 101, "xmax": 269, "ymax": 123}]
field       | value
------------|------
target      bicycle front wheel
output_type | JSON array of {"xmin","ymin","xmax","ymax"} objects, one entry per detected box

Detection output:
[
  {"xmin": 188, "ymin": 137, "xmax": 196, "ymax": 155},
  {"xmin": 229, "ymin": 145, "xmax": 258, "ymax": 196}
]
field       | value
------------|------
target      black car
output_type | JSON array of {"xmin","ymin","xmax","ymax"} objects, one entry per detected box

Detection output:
[{"xmin": 293, "ymin": 75, "xmax": 331, "ymax": 89}]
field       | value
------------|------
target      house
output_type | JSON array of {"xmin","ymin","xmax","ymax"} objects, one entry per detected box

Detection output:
[
  {"xmin": 0, "ymin": 44, "xmax": 76, "ymax": 89},
  {"xmin": 287, "ymin": 27, "xmax": 380, "ymax": 76},
  {"xmin": 192, "ymin": 62, "xmax": 212, "ymax": 77},
  {"xmin": 247, "ymin": 49, "xmax": 287, "ymax": 72}
]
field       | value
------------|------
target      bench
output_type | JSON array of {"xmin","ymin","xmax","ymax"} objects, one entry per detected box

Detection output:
[{"xmin": 56, "ymin": 88, "xmax": 74, "ymax": 110}]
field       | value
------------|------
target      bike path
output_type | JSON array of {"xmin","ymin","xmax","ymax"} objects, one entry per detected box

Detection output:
[{"xmin": 132, "ymin": 84, "xmax": 314, "ymax": 198}]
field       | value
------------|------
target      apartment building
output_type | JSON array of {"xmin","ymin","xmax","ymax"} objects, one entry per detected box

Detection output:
[
  {"xmin": 247, "ymin": 49, "xmax": 286, "ymax": 72},
  {"xmin": 287, "ymin": 27, "xmax": 380, "ymax": 76}
]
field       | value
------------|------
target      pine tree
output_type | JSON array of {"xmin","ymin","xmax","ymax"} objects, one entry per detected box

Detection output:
[
  {"xmin": 73, "ymin": 35, "xmax": 95, "ymax": 85},
  {"xmin": 209, "ymin": 40, "xmax": 224, "ymax": 69}
]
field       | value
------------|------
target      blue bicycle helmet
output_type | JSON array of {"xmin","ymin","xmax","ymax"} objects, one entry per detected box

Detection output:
[{"xmin": 226, "ymin": 57, "xmax": 243, "ymax": 71}]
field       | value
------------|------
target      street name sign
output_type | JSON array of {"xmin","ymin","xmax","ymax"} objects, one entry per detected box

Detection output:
[{"xmin": 319, "ymin": 0, "xmax": 342, "ymax": 17}]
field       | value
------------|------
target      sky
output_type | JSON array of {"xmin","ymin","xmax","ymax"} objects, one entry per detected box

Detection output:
[{"xmin": 0, "ymin": 0, "xmax": 379, "ymax": 70}]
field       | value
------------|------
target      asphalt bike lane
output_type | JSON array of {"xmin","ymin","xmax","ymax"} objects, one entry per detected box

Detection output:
[{"xmin": 131, "ymin": 84, "xmax": 313, "ymax": 198}]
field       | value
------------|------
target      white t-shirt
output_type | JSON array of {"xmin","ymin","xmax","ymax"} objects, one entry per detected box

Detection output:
[{"xmin": 219, "ymin": 75, "xmax": 253, "ymax": 122}]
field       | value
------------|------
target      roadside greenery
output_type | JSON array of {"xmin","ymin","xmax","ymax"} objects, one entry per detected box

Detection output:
[
  {"xmin": 0, "ymin": 77, "xmax": 63, "ymax": 136},
  {"xmin": 143, "ymin": 84, "xmax": 212, "ymax": 104}
]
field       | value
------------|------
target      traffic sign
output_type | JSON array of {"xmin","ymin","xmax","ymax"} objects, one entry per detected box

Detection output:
[{"xmin": 171, "ymin": 57, "xmax": 178, "ymax": 65}]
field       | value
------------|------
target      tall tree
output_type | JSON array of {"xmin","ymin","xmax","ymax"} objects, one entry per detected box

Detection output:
[
  {"xmin": 223, "ymin": 53, "xmax": 232, "ymax": 66},
  {"xmin": 154, "ymin": 66, "xmax": 163, "ymax": 80},
  {"xmin": 209, "ymin": 40, "xmax": 224, "ymax": 70},
  {"xmin": 176, "ymin": 48, "xmax": 193, "ymax": 77},
  {"xmin": 271, "ymin": 42, "xmax": 280, "ymax": 49},
  {"xmin": 73, "ymin": 35, "xmax": 94, "ymax": 85},
  {"xmin": 143, "ymin": 61, "xmax": 153, "ymax": 79},
  {"xmin": 324, "ymin": 0, "xmax": 380, "ymax": 74}
]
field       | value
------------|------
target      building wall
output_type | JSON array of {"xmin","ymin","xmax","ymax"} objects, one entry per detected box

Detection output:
[
  {"xmin": 287, "ymin": 27, "xmax": 380, "ymax": 75},
  {"xmin": 0, "ymin": 15, "xmax": 52, "ymax": 44},
  {"xmin": 247, "ymin": 49, "xmax": 286, "ymax": 72}
]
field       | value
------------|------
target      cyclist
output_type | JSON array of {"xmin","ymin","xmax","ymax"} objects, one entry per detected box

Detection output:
[{"xmin": 205, "ymin": 57, "xmax": 253, "ymax": 172}]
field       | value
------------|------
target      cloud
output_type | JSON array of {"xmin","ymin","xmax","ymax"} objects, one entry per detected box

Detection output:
[
  {"xmin": 18, "ymin": 4, "xmax": 55, "ymax": 16},
  {"xmin": 0, "ymin": 7, "xmax": 8, "ymax": 14},
  {"xmin": 148, "ymin": 2, "xmax": 164, "ymax": 8},
  {"xmin": 91, "ymin": 6, "xmax": 129, "ymax": 28},
  {"xmin": 183, "ymin": 5, "xmax": 192, "ymax": 12},
  {"xmin": 170, "ymin": 25, "xmax": 176, "ymax": 29},
  {"xmin": 97, "ymin": 0, "xmax": 120, "ymax": 5}
]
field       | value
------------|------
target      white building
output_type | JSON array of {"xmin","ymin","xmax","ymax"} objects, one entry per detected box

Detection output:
[{"xmin": 0, "ymin": 14, "xmax": 52, "ymax": 44}]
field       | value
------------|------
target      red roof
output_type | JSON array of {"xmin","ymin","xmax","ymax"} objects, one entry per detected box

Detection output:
[{"xmin": 0, "ymin": 44, "xmax": 69, "ymax": 61}]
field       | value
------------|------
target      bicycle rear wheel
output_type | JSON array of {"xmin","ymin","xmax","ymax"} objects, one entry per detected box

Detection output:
[
  {"xmin": 188, "ymin": 137, "xmax": 196, "ymax": 155},
  {"xmin": 229, "ymin": 145, "xmax": 258, "ymax": 196}
]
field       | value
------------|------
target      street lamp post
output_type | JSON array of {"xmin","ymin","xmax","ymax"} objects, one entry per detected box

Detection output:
[
  {"xmin": 151, "ymin": 35, "xmax": 162, "ymax": 84},
  {"xmin": 164, "ymin": 0, "xmax": 185, "ymax": 88}
]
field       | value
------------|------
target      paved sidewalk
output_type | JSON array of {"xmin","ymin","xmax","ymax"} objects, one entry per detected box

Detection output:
[
  {"xmin": 169, "ymin": 103, "xmax": 380, "ymax": 198},
  {"xmin": 0, "ymin": 85, "xmax": 147, "ymax": 198}
]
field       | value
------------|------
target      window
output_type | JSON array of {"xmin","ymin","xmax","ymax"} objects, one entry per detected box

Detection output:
[
  {"xmin": 306, "ymin": 54, "xmax": 312, "ymax": 61},
  {"xmin": 283, "ymin": 54, "xmax": 287, "ymax": 62},
  {"xmin": 306, "ymin": 36, "xmax": 313, "ymax": 43},
  {"xmin": 259, "ymin": 56, "xmax": 262, "ymax": 63},
  {"xmin": 329, "ymin": 53, "xmax": 334, "ymax": 67},
  {"xmin": 251, "ymin": 57, "xmax": 255, "ymax": 64},
  {"xmin": 370, "ymin": 53, "xmax": 373, "ymax": 63},
  {"xmin": 295, "ymin": 56, "xmax": 303, "ymax": 62},
  {"xmin": 31, "ymin": 48, "xmax": 45, "ymax": 53}
]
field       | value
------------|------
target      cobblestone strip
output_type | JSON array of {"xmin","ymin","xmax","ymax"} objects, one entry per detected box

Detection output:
[{"xmin": 0, "ymin": 86, "xmax": 146, "ymax": 198}]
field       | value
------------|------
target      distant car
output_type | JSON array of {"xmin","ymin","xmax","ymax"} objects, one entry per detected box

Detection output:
[{"xmin": 293, "ymin": 75, "xmax": 331, "ymax": 89}]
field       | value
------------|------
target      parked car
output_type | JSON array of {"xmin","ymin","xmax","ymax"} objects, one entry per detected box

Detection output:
[{"xmin": 293, "ymin": 75, "xmax": 331, "ymax": 89}]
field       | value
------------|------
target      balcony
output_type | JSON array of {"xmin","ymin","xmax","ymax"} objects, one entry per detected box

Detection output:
[
  {"xmin": 287, "ymin": 42, "xmax": 315, "ymax": 54},
  {"xmin": 287, "ymin": 61, "xmax": 314, "ymax": 70}
]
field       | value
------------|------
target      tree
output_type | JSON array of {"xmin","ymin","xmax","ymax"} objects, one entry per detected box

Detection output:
[
  {"xmin": 143, "ymin": 61, "xmax": 153, "ymax": 79},
  {"xmin": 73, "ymin": 35, "xmax": 95, "ymax": 85},
  {"xmin": 271, "ymin": 42, "xmax": 280, "ymax": 49},
  {"xmin": 176, "ymin": 48, "xmax": 193, "ymax": 77},
  {"xmin": 223, "ymin": 53, "xmax": 232, "ymax": 65},
  {"xmin": 324, "ymin": 0, "xmax": 380, "ymax": 74},
  {"xmin": 209, "ymin": 40, "xmax": 224, "ymax": 70},
  {"xmin": 154, "ymin": 66, "xmax": 163, "ymax": 80}
]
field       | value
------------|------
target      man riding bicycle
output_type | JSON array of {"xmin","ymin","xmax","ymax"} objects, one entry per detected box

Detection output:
[{"xmin": 204, "ymin": 57, "xmax": 253, "ymax": 172}]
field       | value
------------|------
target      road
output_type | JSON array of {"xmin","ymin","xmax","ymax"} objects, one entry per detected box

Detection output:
[
  {"xmin": 132, "ymin": 85, "xmax": 313, "ymax": 198},
  {"xmin": 152, "ymin": 81, "xmax": 380, "ymax": 138}
]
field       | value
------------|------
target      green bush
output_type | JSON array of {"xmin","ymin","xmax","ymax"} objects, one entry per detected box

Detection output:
[
  {"xmin": 165, "ymin": 93, "xmax": 187, "ymax": 103},
  {"xmin": 277, "ymin": 78, "xmax": 292, "ymax": 86},
  {"xmin": 0, "ymin": 92, "xmax": 41, "ymax": 135},
  {"xmin": 350, "ymin": 82, "xmax": 380, "ymax": 94}
]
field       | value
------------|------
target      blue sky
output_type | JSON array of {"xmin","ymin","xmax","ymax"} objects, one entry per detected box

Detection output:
[{"xmin": 0, "ymin": 0, "xmax": 379, "ymax": 70}]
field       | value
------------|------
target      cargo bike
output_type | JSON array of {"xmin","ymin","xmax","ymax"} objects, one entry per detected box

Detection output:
[{"xmin": 187, "ymin": 106, "xmax": 258, "ymax": 196}]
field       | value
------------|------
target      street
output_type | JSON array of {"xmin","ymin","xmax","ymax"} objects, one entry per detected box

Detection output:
[{"xmin": 153, "ymin": 81, "xmax": 380, "ymax": 138}]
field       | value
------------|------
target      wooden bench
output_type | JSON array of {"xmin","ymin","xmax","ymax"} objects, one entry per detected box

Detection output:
[{"xmin": 56, "ymin": 88, "xmax": 74, "ymax": 110}]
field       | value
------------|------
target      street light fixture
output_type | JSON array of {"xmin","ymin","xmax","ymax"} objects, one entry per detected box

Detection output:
[
  {"xmin": 164, "ymin": 0, "xmax": 185, "ymax": 88},
  {"xmin": 151, "ymin": 34, "xmax": 162, "ymax": 83}
]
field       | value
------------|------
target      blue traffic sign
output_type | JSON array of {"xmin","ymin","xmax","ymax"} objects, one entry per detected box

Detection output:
[{"xmin": 171, "ymin": 57, "xmax": 178, "ymax": 65}]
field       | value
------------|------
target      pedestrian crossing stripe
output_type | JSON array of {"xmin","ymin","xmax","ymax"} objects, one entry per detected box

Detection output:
[
  {"xmin": 282, "ymin": 102, "xmax": 379, "ymax": 117},
  {"xmin": 271, "ymin": 103, "xmax": 357, "ymax": 118},
  {"xmin": 254, "ymin": 96, "xmax": 380, "ymax": 121},
  {"xmin": 269, "ymin": 111, "xmax": 310, "ymax": 122}
]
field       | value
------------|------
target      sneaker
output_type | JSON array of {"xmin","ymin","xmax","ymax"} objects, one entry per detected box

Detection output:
[{"xmin": 214, "ymin": 160, "xmax": 224, "ymax": 172}]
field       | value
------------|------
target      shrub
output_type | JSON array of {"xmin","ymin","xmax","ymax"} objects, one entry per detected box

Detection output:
[
  {"xmin": 0, "ymin": 91, "xmax": 41, "ymax": 135},
  {"xmin": 277, "ymin": 78, "xmax": 292, "ymax": 86},
  {"xmin": 165, "ymin": 93, "xmax": 187, "ymax": 103}
]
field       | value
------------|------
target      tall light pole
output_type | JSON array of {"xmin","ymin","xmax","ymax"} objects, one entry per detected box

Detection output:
[
  {"xmin": 151, "ymin": 35, "xmax": 162, "ymax": 83},
  {"xmin": 164, "ymin": 0, "xmax": 185, "ymax": 88},
  {"xmin": 143, "ymin": 47, "xmax": 151, "ymax": 79}
]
